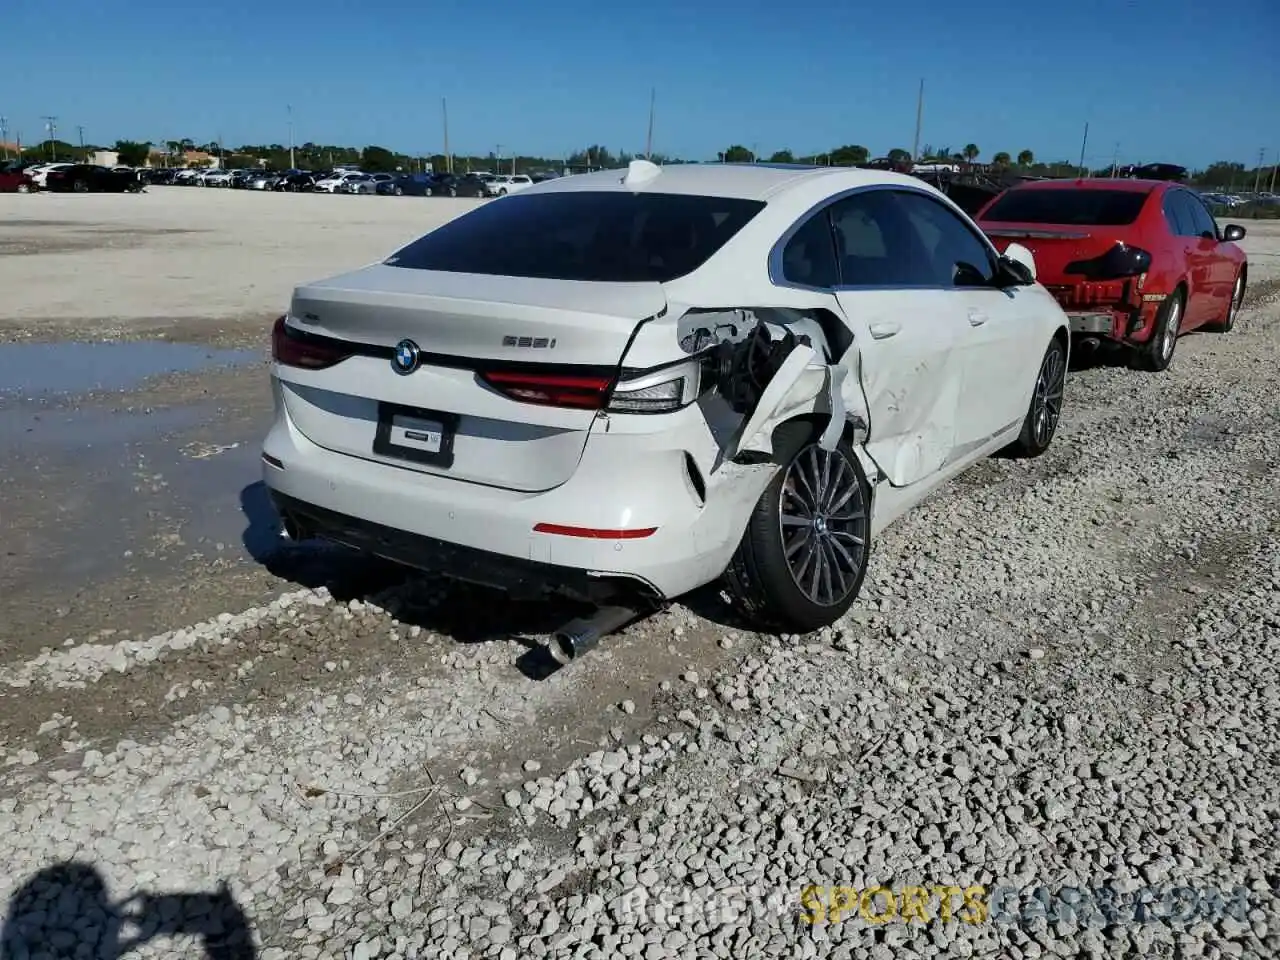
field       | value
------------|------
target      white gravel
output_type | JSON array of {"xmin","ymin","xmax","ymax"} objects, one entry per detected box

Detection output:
[{"xmin": 1, "ymin": 202, "xmax": 1278, "ymax": 958}]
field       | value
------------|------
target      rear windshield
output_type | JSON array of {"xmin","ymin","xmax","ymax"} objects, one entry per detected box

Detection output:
[
  {"xmin": 386, "ymin": 191, "xmax": 766, "ymax": 282},
  {"xmin": 982, "ymin": 188, "xmax": 1149, "ymax": 226}
]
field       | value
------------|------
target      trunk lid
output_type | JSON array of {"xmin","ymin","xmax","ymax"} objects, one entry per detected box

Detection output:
[
  {"xmin": 982, "ymin": 223, "xmax": 1134, "ymax": 309},
  {"xmin": 276, "ymin": 264, "xmax": 667, "ymax": 492}
]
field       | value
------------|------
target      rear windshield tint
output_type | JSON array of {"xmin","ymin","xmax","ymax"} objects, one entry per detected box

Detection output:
[
  {"xmin": 386, "ymin": 191, "xmax": 765, "ymax": 282},
  {"xmin": 981, "ymin": 188, "xmax": 1149, "ymax": 226}
]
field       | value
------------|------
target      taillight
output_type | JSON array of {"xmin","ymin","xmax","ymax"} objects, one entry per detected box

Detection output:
[
  {"xmin": 1064, "ymin": 243, "xmax": 1152, "ymax": 280},
  {"xmin": 606, "ymin": 359, "xmax": 703, "ymax": 414},
  {"xmin": 479, "ymin": 370, "xmax": 613, "ymax": 409},
  {"xmin": 271, "ymin": 315, "xmax": 352, "ymax": 370}
]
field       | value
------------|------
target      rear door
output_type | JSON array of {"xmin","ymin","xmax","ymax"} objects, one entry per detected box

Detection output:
[
  {"xmin": 824, "ymin": 190, "xmax": 969, "ymax": 487},
  {"xmin": 1181, "ymin": 190, "xmax": 1233, "ymax": 320},
  {"xmin": 1163, "ymin": 190, "xmax": 1216, "ymax": 326}
]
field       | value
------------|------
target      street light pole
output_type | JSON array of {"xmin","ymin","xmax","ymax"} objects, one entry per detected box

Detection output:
[
  {"xmin": 442, "ymin": 97, "xmax": 451, "ymax": 174},
  {"xmin": 287, "ymin": 104, "xmax": 295, "ymax": 169},
  {"xmin": 41, "ymin": 116, "xmax": 57, "ymax": 159},
  {"xmin": 0, "ymin": 117, "xmax": 8, "ymax": 160}
]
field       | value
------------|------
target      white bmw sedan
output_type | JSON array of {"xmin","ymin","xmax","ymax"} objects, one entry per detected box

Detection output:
[{"xmin": 262, "ymin": 161, "xmax": 1069, "ymax": 654}]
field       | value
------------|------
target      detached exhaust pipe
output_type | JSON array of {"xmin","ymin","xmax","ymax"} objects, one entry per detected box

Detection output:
[{"xmin": 549, "ymin": 606, "xmax": 639, "ymax": 665}]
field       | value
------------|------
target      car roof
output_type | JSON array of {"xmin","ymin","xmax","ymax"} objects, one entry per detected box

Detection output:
[
  {"xmin": 1005, "ymin": 177, "xmax": 1167, "ymax": 194},
  {"xmin": 525, "ymin": 161, "xmax": 926, "ymax": 201}
]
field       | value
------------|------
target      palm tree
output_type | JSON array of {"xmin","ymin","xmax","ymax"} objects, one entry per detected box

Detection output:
[
  {"xmin": 992, "ymin": 151, "xmax": 1011, "ymax": 167},
  {"xmin": 1016, "ymin": 149, "xmax": 1034, "ymax": 167},
  {"xmin": 963, "ymin": 144, "xmax": 980, "ymax": 164}
]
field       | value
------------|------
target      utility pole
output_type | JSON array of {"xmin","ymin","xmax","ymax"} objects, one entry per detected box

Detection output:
[
  {"xmin": 287, "ymin": 104, "xmax": 295, "ymax": 169},
  {"xmin": 911, "ymin": 78, "xmax": 924, "ymax": 160},
  {"xmin": 1254, "ymin": 148, "xmax": 1266, "ymax": 193},
  {"xmin": 77, "ymin": 125, "xmax": 85, "ymax": 160},
  {"xmin": 496, "ymin": 144, "xmax": 501, "ymax": 173},
  {"xmin": 442, "ymin": 97, "xmax": 451, "ymax": 174},
  {"xmin": 1270, "ymin": 150, "xmax": 1278, "ymax": 193},
  {"xmin": 645, "ymin": 87, "xmax": 655, "ymax": 160},
  {"xmin": 1077, "ymin": 122, "xmax": 1089, "ymax": 176},
  {"xmin": 0, "ymin": 117, "xmax": 8, "ymax": 160},
  {"xmin": 41, "ymin": 116, "xmax": 57, "ymax": 159},
  {"xmin": 1110, "ymin": 142, "xmax": 1119, "ymax": 178}
]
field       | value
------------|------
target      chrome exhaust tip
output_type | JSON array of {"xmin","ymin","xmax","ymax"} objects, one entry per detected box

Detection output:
[{"xmin": 548, "ymin": 606, "xmax": 639, "ymax": 665}]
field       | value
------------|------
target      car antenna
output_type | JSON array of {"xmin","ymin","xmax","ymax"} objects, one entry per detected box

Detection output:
[{"xmin": 622, "ymin": 158, "xmax": 661, "ymax": 190}]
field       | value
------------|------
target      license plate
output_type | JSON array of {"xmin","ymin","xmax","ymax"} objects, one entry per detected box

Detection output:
[{"xmin": 373, "ymin": 402, "xmax": 457, "ymax": 468}]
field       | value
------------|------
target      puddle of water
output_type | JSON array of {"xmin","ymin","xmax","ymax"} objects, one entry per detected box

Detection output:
[
  {"xmin": 0, "ymin": 404, "xmax": 207, "ymax": 452},
  {"xmin": 0, "ymin": 341, "xmax": 258, "ymax": 398}
]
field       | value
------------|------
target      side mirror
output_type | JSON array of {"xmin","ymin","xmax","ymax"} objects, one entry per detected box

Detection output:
[
  {"xmin": 1222, "ymin": 224, "xmax": 1246, "ymax": 243},
  {"xmin": 998, "ymin": 242, "xmax": 1037, "ymax": 285}
]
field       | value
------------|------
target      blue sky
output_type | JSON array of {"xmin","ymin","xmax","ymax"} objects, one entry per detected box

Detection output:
[{"xmin": 5, "ymin": 0, "xmax": 1277, "ymax": 169}]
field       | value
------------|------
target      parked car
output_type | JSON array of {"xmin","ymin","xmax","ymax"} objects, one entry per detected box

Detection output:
[
  {"xmin": 43, "ymin": 164, "xmax": 143, "ymax": 193},
  {"xmin": 275, "ymin": 172, "xmax": 318, "ymax": 192},
  {"xmin": 978, "ymin": 178, "xmax": 1247, "ymax": 371},
  {"xmin": 484, "ymin": 174, "xmax": 534, "ymax": 197},
  {"xmin": 27, "ymin": 163, "xmax": 74, "ymax": 188},
  {"xmin": 204, "ymin": 169, "xmax": 236, "ymax": 187},
  {"xmin": 414, "ymin": 174, "xmax": 488, "ymax": 198},
  {"xmin": 0, "ymin": 164, "xmax": 36, "ymax": 193},
  {"xmin": 346, "ymin": 173, "xmax": 394, "ymax": 195},
  {"xmin": 377, "ymin": 173, "xmax": 433, "ymax": 196},
  {"xmin": 173, "ymin": 169, "xmax": 201, "ymax": 185},
  {"xmin": 1119, "ymin": 163, "xmax": 1187, "ymax": 183},
  {"xmin": 315, "ymin": 172, "xmax": 365, "ymax": 193},
  {"xmin": 263, "ymin": 162, "xmax": 1069, "ymax": 656}
]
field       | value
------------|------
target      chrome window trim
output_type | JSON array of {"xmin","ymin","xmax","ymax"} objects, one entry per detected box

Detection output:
[{"xmin": 768, "ymin": 182, "xmax": 1004, "ymax": 294}]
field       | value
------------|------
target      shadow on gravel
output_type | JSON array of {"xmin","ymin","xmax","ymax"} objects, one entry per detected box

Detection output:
[
  {"xmin": 1, "ymin": 861, "xmax": 257, "ymax": 959},
  {"xmin": 238, "ymin": 481, "xmax": 589, "ymax": 680}
]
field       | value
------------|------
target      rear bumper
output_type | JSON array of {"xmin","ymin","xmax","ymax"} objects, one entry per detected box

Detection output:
[
  {"xmin": 261, "ymin": 398, "xmax": 768, "ymax": 602},
  {"xmin": 1066, "ymin": 301, "xmax": 1163, "ymax": 343}
]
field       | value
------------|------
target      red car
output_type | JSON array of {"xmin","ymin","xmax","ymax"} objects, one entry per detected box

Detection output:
[
  {"xmin": 0, "ymin": 166, "xmax": 36, "ymax": 193},
  {"xmin": 976, "ymin": 179, "xmax": 1247, "ymax": 371}
]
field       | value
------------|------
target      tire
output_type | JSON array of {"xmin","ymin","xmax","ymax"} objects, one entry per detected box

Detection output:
[
  {"xmin": 1006, "ymin": 336, "xmax": 1067, "ymax": 459},
  {"xmin": 723, "ymin": 426, "xmax": 871, "ymax": 632},
  {"xmin": 498, "ymin": 188, "xmax": 507, "ymax": 196},
  {"xmin": 73, "ymin": 180, "xmax": 88, "ymax": 193},
  {"xmin": 449, "ymin": 187, "xmax": 457, "ymax": 197},
  {"xmin": 1207, "ymin": 269, "xmax": 1245, "ymax": 333},
  {"xmin": 1132, "ymin": 287, "xmax": 1185, "ymax": 372},
  {"xmin": 17, "ymin": 184, "xmax": 30, "ymax": 194},
  {"xmin": 424, "ymin": 188, "xmax": 432, "ymax": 197},
  {"xmin": 394, "ymin": 186, "xmax": 404, "ymax": 196}
]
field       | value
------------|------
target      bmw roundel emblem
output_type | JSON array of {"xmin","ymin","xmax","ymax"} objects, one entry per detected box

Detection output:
[{"xmin": 392, "ymin": 339, "xmax": 421, "ymax": 375}]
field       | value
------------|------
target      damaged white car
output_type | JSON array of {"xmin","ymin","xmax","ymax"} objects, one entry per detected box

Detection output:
[{"xmin": 262, "ymin": 160, "xmax": 1069, "ymax": 660}]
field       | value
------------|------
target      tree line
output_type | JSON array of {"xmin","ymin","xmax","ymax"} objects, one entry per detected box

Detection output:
[{"xmin": 5, "ymin": 137, "xmax": 1276, "ymax": 191}]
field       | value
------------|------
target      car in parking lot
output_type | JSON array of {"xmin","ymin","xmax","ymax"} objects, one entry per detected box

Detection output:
[
  {"xmin": 0, "ymin": 164, "xmax": 36, "ymax": 193},
  {"xmin": 43, "ymin": 164, "xmax": 143, "ymax": 193},
  {"xmin": 263, "ymin": 161, "xmax": 1070, "ymax": 656},
  {"xmin": 484, "ymin": 174, "xmax": 534, "ymax": 197},
  {"xmin": 977, "ymin": 178, "xmax": 1248, "ymax": 371},
  {"xmin": 345, "ymin": 173, "xmax": 394, "ymax": 195}
]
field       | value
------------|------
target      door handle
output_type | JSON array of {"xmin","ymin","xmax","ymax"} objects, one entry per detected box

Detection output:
[
  {"xmin": 968, "ymin": 310, "xmax": 988, "ymax": 326},
  {"xmin": 869, "ymin": 321, "xmax": 901, "ymax": 340}
]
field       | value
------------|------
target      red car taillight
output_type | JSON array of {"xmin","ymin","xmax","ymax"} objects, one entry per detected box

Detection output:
[
  {"xmin": 479, "ymin": 370, "xmax": 613, "ymax": 409},
  {"xmin": 271, "ymin": 316, "xmax": 352, "ymax": 370},
  {"xmin": 480, "ymin": 357, "xmax": 705, "ymax": 413}
]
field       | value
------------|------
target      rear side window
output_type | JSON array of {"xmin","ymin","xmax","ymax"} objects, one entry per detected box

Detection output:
[
  {"xmin": 981, "ymin": 188, "xmax": 1149, "ymax": 226},
  {"xmin": 780, "ymin": 212, "xmax": 840, "ymax": 288},
  {"xmin": 386, "ymin": 191, "xmax": 765, "ymax": 282}
]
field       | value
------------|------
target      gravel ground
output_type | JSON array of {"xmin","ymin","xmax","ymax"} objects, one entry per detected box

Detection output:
[{"xmin": 1, "ymin": 191, "xmax": 1278, "ymax": 959}]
